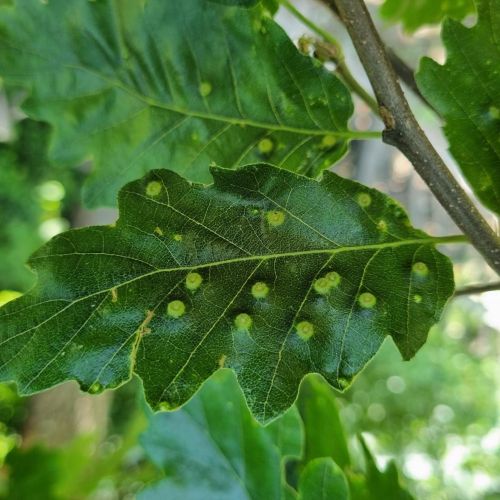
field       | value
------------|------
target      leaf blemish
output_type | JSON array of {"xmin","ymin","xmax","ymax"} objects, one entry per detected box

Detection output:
[
  {"xmin": 186, "ymin": 272, "xmax": 203, "ymax": 291},
  {"xmin": 146, "ymin": 181, "xmax": 162, "ymax": 197},
  {"xmin": 218, "ymin": 354, "xmax": 227, "ymax": 368},
  {"xmin": 167, "ymin": 300, "xmax": 186, "ymax": 318},
  {"xmin": 258, "ymin": 138, "xmax": 274, "ymax": 155},
  {"xmin": 296, "ymin": 320, "xmax": 314, "ymax": 340},
  {"xmin": 356, "ymin": 192, "xmax": 372, "ymax": 208},
  {"xmin": 314, "ymin": 271, "xmax": 340, "ymax": 295},
  {"xmin": 173, "ymin": 233, "xmax": 183, "ymax": 241},
  {"xmin": 358, "ymin": 292, "xmax": 376, "ymax": 308},
  {"xmin": 251, "ymin": 281, "xmax": 269, "ymax": 299},
  {"xmin": 199, "ymin": 81, "xmax": 212, "ymax": 97},
  {"xmin": 234, "ymin": 313, "xmax": 252, "ymax": 331},
  {"xmin": 413, "ymin": 294, "xmax": 422, "ymax": 303},
  {"xmin": 412, "ymin": 262, "xmax": 429, "ymax": 277},
  {"xmin": 154, "ymin": 226, "xmax": 164, "ymax": 236},
  {"xmin": 266, "ymin": 210, "xmax": 285, "ymax": 227},
  {"xmin": 111, "ymin": 287, "xmax": 118, "ymax": 303}
]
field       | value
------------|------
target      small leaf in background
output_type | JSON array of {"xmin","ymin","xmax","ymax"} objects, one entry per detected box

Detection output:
[
  {"xmin": 0, "ymin": 164, "xmax": 455, "ymax": 423},
  {"xmin": 298, "ymin": 457, "xmax": 350, "ymax": 500},
  {"xmin": 380, "ymin": 0, "xmax": 474, "ymax": 32},
  {"xmin": 0, "ymin": 0, "xmax": 353, "ymax": 207},
  {"xmin": 357, "ymin": 437, "xmax": 414, "ymax": 500},
  {"xmin": 139, "ymin": 370, "xmax": 288, "ymax": 500},
  {"xmin": 417, "ymin": 0, "xmax": 500, "ymax": 215}
]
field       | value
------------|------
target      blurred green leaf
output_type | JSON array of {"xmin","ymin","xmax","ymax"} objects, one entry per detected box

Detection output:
[
  {"xmin": 357, "ymin": 437, "xmax": 413, "ymax": 500},
  {"xmin": 417, "ymin": 0, "xmax": 500, "ymax": 215},
  {"xmin": 0, "ymin": 0, "xmax": 354, "ymax": 207},
  {"xmin": 139, "ymin": 370, "xmax": 288, "ymax": 500},
  {"xmin": 297, "ymin": 375, "xmax": 350, "ymax": 469},
  {"xmin": 266, "ymin": 406, "xmax": 304, "ymax": 459},
  {"xmin": 298, "ymin": 457, "xmax": 350, "ymax": 500},
  {"xmin": 0, "ymin": 164, "xmax": 455, "ymax": 423},
  {"xmin": 380, "ymin": 0, "xmax": 474, "ymax": 32}
]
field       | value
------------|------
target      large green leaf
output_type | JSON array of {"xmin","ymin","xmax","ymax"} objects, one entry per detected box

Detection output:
[
  {"xmin": 139, "ymin": 370, "xmax": 289, "ymax": 500},
  {"xmin": 0, "ymin": 164, "xmax": 455, "ymax": 423},
  {"xmin": 0, "ymin": 0, "xmax": 355, "ymax": 207},
  {"xmin": 298, "ymin": 458, "xmax": 350, "ymax": 500},
  {"xmin": 416, "ymin": 0, "xmax": 500, "ymax": 215},
  {"xmin": 380, "ymin": 0, "xmax": 474, "ymax": 32}
]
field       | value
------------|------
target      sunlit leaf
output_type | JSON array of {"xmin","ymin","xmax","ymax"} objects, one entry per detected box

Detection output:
[
  {"xmin": 417, "ymin": 0, "xmax": 500, "ymax": 215},
  {"xmin": 0, "ymin": 0, "xmax": 354, "ymax": 207},
  {"xmin": 0, "ymin": 164, "xmax": 455, "ymax": 423}
]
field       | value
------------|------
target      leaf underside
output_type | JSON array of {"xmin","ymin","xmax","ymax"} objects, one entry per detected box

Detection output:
[
  {"xmin": 139, "ymin": 370, "xmax": 289, "ymax": 500},
  {"xmin": 417, "ymin": 0, "xmax": 500, "ymax": 215},
  {"xmin": 0, "ymin": 164, "xmax": 454, "ymax": 423},
  {"xmin": 0, "ymin": 0, "xmax": 353, "ymax": 207}
]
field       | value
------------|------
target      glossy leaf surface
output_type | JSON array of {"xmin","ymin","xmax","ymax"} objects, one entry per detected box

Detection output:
[
  {"xmin": 0, "ymin": 164, "xmax": 454, "ymax": 422},
  {"xmin": 0, "ymin": 0, "xmax": 353, "ymax": 207},
  {"xmin": 417, "ymin": 0, "xmax": 500, "ymax": 215}
]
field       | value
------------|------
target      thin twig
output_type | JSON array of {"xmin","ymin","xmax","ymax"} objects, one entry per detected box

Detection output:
[
  {"xmin": 317, "ymin": 0, "xmax": 434, "ymax": 110},
  {"xmin": 331, "ymin": 0, "xmax": 500, "ymax": 275},
  {"xmin": 454, "ymin": 282, "xmax": 500, "ymax": 297},
  {"xmin": 280, "ymin": 0, "xmax": 379, "ymax": 115}
]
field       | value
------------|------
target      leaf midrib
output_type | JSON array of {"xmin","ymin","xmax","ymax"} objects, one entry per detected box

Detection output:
[{"xmin": 0, "ymin": 34, "xmax": 376, "ymax": 140}]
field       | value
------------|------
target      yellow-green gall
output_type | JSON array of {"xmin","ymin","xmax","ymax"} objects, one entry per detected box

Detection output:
[
  {"xmin": 320, "ymin": 134, "xmax": 337, "ymax": 149},
  {"xmin": 356, "ymin": 192, "xmax": 372, "ymax": 208},
  {"xmin": 173, "ymin": 234, "xmax": 183, "ymax": 242},
  {"xmin": 412, "ymin": 262, "xmax": 429, "ymax": 277},
  {"xmin": 314, "ymin": 277, "xmax": 331, "ymax": 295},
  {"xmin": 186, "ymin": 272, "xmax": 203, "ymax": 291},
  {"xmin": 199, "ymin": 81, "xmax": 212, "ymax": 97},
  {"xmin": 358, "ymin": 292, "xmax": 376, "ymax": 308},
  {"xmin": 325, "ymin": 271, "xmax": 341, "ymax": 287},
  {"xmin": 159, "ymin": 401, "xmax": 173, "ymax": 411},
  {"xmin": 88, "ymin": 382, "xmax": 103, "ymax": 394},
  {"xmin": 489, "ymin": 106, "xmax": 500, "ymax": 120},
  {"xmin": 167, "ymin": 300, "xmax": 186, "ymax": 318},
  {"xmin": 234, "ymin": 313, "xmax": 253, "ymax": 330},
  {"xmin": 251, "ymin": 281, "xmax": 269, "ymax": 299},
  {"xmin": 258, "ymin": 138, "xmax": 274, "ymax": 154},
  {"xmin": 377, "ymin": 220, "xmax": 388, "ymax": 232},
  {"xmin": 146, "ymin": 181, "xmax": 162, "ymax": 197},
  {"xmin": 296, "ymin": 321, "xmax": 314, "ymax": 340},
  {"xmin": 314, "ymin": 271, "xmax": 340, "ymax": 295},
  {"xmin": 413, "ymin": 294, "xmax": 422, "ymax": 304},
  {"xmin": 266, "ymin": 210, "xmax": 285, "ymax": 227}
]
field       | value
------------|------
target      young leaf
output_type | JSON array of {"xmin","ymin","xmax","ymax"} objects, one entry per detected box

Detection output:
[
  {"xmin": 297, "ymin": 375, "xmax": 350, "ymax": 469},
  {"xmin": 380, "ymin": 0, "xmax": 474, "ymax": 32},
  {"xmin": 417, "ymin": 0, "xmax": 500, "ymax": 215},
  {"xmin": 139, "ymin": 370, "xmax": 289, "ymax": 500},
  {"xmin": 0, "ymin": 0, "xmax": 353, "ymax": 207},
  {"xmin": 0, "ymin": 164, "xmax": 455, "ymax": 423},
  {"xmin": 298, "ymin": 458, "xmax": 350, "ymax": 500},
  {"xmin": 357, "ymin": 437, "xmax": 413, "ymax": 500}
]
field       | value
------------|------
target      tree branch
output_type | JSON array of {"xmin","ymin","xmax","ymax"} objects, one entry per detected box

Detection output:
[
  {"xmin": 329, "ymin": 0, "xmax": 500, "ymax": 276},
  {"xmin": 454, "ymin": 282, "xmax": 500, "ymax": 297}
]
